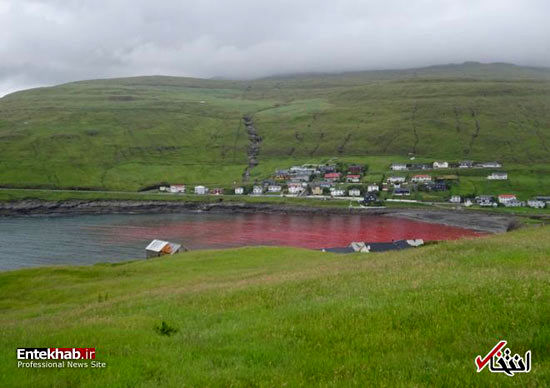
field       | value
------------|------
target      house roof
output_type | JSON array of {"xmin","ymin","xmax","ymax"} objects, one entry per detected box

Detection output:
[
  {"xmin": 347, "ymin": 174, "xmax": 360, "ymax": 178},
  {"xmin": 145, "ymin": 239, "xmax": 182, "ymax": 254},
  {"xmin": 413, "ymin": 174, "xmax": 430, "ymax": 178},
  {"xmin": 325, "ymin": 173, "xmax": 341, "ymax": 178},
  {"xmin": 498, "ymin": 194, "xmax": 516, "ymax": 198}
]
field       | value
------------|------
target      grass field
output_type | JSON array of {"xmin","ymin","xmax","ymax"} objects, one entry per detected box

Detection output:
[
  {"xmin": 1, "ymin": 62, "xmax": 549, "ymax": 195},
  {"xmin": 0, "ymin": 226, "xmax": 549, "ymax": 387}
]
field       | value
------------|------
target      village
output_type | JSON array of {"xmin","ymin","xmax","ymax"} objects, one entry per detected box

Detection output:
[{"xmin": 158, "ymin": 160, "xmax": 549, "ymax": 210}]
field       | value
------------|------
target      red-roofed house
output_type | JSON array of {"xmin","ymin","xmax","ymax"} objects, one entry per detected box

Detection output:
[
  {"xmin": 346, "ymin": 174, "xmax": 361, "ymax": 183},
  {"xmin": 498, "ymin": 194, "xmax": 517, "ymax": 204},
  {"xmin": 169, "ymin": 184, "xmax": 186, "ymax": 193},
  {"xmin": 324, "ymin": 172, "xmax": 341, "ymax": 182},
  {"xmin": 411, "ymin": 174, "xmax": 432, "ymax": 183}
]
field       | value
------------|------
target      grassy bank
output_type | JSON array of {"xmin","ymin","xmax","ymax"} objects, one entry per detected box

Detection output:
[
  {"xmin": 0, "ymin": 188, "xmax": 354, "ymax": 208},
  {"xmin": 1, "ymin": 227, "xmax": 549, "ymax": 387}
]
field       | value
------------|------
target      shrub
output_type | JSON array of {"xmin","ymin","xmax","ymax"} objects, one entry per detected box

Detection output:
[{"xmin": 155, "ymin": 321, "xmax": 178, "ymax": 336}]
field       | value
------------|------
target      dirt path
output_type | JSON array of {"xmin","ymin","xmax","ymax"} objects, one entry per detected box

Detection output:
[{"xmin": 242, "ymin": 115, "xmax": 262, "ymax": 182}]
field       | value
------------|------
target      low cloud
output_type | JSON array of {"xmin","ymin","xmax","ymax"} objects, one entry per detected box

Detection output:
[{"xmin": 1, "ymin": 0, "xmax": 549, "ymax": 95}]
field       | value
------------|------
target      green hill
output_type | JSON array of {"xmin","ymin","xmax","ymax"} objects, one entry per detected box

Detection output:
[
  {"xmin": 0, "ymin": 62, "xmax": 549, "ymax": 190},
  {"xmin": 1, "ymin": 226, "xmax": 549, "ymax": 387}
]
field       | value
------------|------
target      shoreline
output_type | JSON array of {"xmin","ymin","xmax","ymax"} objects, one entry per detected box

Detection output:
[{"xmin": 0, "ymin": 199, "xmax": 516, "ymax": 233}]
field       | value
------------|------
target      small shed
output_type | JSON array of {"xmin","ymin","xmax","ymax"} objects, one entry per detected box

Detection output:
[{"xmin": 145, "ymin": 239, "xmax": 186, "ymax": 259}]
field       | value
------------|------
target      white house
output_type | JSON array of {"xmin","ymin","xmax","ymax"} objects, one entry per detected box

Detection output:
[
  {"xmin": 411, "ymin": 174, "xmax": 432, "ymax": 183},
  {"xmin": 504, "ymin": 200, "xmax": 525, "ymax": 208},
  {"xmin": 288, "ymin": 183, "xmax": 305, "ymax": 194},
  {"xmin": 348, "ymin": 188, "xmax": 361, "ymax": 197},
  {"xmin": 169, "ymin": 184, "xmax": 186, "ymax": 193},
  {"xmin": 194, "ymin": 185, "xmax": 208, "ymax": 195},
  {"xmin": 252, "ymin": 185, "xmax": 264, "ymax": 195},
  {"xmin": 459, "ymin": 161, "xmax": 473, "ymax": 168},
  {"xmin": 268, "ymin": 185, "xmax": 282, "ymax": 193},
  {"xmin": 387, "ymin": 176, "xmax": 406, "ymax": 184},
  {"xmin": 449, "ymin": 195, "xmax": 461, "ymax": 203},
  {"xmin": 331, "ymin": 188, "xmax": 345, "ymax": 197},
  {"xmin": 527, "ymin": 199, "xmax": 546, "ymax": 209},
  {"xmin": 391, "ymin": 163, "xmax": 408, "ymax": 171},
  {"xmin": 487, "ymin": 172, "xmax": 508, "ymax": 180},
  {"xmin": 476, "ymin": 195, "xmax": 496, "ymax": 207},
  {"xmin": 234, "ymin": 187, "xmax": 244, "ymax": 195},
  {"xmin": 433, "ymin": 161, "xmax": 449, "ymax": 169},
  {"xmin": 290, "ymin": 166, "xmax": 316, "ymax": 175},
  {"xmin": 367, "ymin": 184, "xmax": 379, "ymax": 192},
  {"xmin": 498, "ymin": 194, "xmax": 517, "ymax": 204},
  {"xmin": 478, "ymin": 161, "xmax": 502, "ymax": 168},
  {"xmin": 346, "ymin": 175, "xmax": 361, "ymax": 183}
]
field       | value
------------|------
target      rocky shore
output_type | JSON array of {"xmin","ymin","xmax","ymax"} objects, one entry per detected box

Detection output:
[{"xmin": 0, "ymin": 199, "xmax": 517, "ymax": 233}]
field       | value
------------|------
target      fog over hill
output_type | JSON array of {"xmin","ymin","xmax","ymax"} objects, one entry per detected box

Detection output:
[{"xmin": 1, "ymin": 0, "xmax": 549, "ymax": 96}]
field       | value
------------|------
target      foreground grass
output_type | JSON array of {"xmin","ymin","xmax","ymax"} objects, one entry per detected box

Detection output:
[{"xmin": 1, "ymin": 227, "xmax": 549, "ymax": 387}]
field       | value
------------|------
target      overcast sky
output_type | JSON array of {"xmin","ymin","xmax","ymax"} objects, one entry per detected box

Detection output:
[{"xmin": 1, "ymin": 0, "xmax": 549, "ymax": 96}]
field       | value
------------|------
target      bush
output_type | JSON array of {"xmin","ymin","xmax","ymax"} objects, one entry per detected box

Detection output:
[{"xmin": 155, "ymin": 321, "xmax": 178, "ymax": 336}]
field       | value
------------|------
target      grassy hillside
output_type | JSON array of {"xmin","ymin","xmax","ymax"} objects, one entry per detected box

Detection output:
[
  {"xmin": 1, "ymin": 226, "xmax": 549, "ymax": 387},
  {"xmin": 0, "ymin": 62, "xmax": 549, "ymax": 191}
]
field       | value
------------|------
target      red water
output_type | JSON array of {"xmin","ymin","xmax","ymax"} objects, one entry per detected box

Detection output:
[{"xmin": 106, "ymin": 213, "xmax": 483, "ymax": 250}]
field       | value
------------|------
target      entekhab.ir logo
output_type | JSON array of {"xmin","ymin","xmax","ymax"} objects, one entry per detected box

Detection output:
[{"xmin": 475, "ymin": 340, "xmax": 531, "ymax": 377}]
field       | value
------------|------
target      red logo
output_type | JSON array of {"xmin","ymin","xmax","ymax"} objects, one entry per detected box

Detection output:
[{"xmin": 475, "ymin": 340, "xmax": 531, "ymax": 376}]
